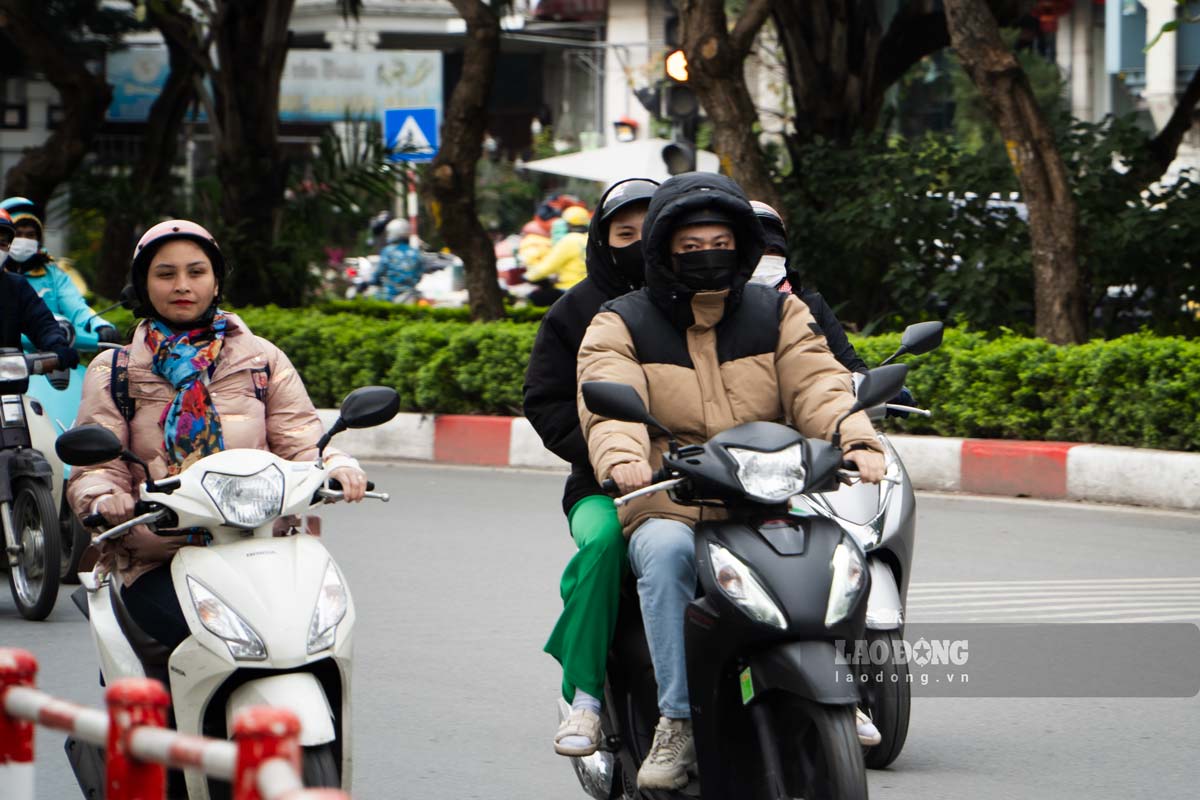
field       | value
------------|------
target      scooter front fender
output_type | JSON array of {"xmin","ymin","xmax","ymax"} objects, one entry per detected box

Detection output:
[
  {"xmin": 226, "ymin": 673, "xmax": 336, "ymax": 746},
  {"xmin": 865, "ymin": 559, "xmax": 903, "ymax": 630},
  {"xmin": 743, "ymin": 640, "xmax": 861, "ymax": 706}
]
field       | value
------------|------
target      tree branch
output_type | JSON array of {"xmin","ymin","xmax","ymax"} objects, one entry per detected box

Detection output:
[
  {"xmin": 730, "ymin": 0, "xmax": 772, "ymax": 59},
  {"xmin": 1146, "ymin": 63, "xmax": 1200, "ymax": 176}
]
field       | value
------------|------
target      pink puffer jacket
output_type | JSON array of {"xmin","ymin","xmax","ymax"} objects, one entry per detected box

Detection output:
[{"xmin": 67, "ymin": 313, "xmax": 357, "ymax": 586}]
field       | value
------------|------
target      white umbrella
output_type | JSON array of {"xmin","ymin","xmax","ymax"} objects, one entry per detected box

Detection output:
[{"xmin": 518, "ymin": 138, "xmax": 721, "ymax": 184}]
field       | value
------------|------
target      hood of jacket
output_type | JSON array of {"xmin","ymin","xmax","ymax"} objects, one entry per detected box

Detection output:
[
  {"xmin": 585, "ymin": 179, "xmax": 655, "ymax": 299},
  {"xmin": 640, "ymin": 172, "xmax": 765, "ymax": 320}
]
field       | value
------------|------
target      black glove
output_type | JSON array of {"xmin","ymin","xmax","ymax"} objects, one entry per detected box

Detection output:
[
  {"xmin": 95, "ymin": 325, "xmax": 122, "ymax": 344},
  {"xmin": 886, "ymin": 386, "xmax": 916, "ymax": 418},
  {"xmin": 54, "ymin": 347, "xmax": 80, "ymax": 370}
]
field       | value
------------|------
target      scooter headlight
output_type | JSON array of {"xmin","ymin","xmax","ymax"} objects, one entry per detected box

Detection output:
[
  {"xmin": 307, "ymin": 561, "xmax": 349, "ymax": 654},
  {"xmin": 201, "ymin": 464, "xmax": 284, "ymax": 529},
  {"xmin": 825, "ymin": 538, "xmax": 867, "ymax": 628},
  {"xmin": 708, "ymin": 543, "xmax": 787, "ymax": 629},
  {"xmin": 186, "ymin": 577, "xmax": 267, "ymax": 661},
  {"xmin": 0, "ymin": 354, "xmax": 29, "ymax": 381},
  {"xmin": 727, "ymin": 444, "xmax": 806, "ymax": 503}
]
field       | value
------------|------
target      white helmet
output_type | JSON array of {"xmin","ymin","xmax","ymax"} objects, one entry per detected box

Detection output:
[{"xmin": 385, "ymin": 218, "xmax": 412, "ymax": 243}]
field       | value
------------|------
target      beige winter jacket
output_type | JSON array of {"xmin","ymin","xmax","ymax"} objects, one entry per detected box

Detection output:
[
  {"xmin": 578, "ymin": 288, "xmax": 882, "ymax": 536},
  {"xmin": 67, "ymin": 313, "xmax": 356, "ymax": 586}
]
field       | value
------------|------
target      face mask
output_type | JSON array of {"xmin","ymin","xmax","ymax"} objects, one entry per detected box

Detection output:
[
  {"xmin": 749, "ymin": 254, "xmax": 788, "ymax": 287},
  {"xmin": 610, "ymin": 241, "xmax": 645, "ymax": 286},
  {"xmin": 673, "ymin": 249, "xmax": 738, "ymax": 291},
  {"xmin": 7, "ymin": 237, "xmax": 38, "ymax": 263}
]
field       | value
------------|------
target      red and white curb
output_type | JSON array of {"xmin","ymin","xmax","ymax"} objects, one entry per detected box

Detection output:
[{"xmin": 318, "ymin": 412, "xmax": 1200, "ymax": 512}]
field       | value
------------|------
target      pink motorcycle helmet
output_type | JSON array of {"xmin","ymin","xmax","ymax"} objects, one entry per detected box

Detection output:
[{"xmin": 130, "ymin": 219, "xmax": 227, "ymax": 317}]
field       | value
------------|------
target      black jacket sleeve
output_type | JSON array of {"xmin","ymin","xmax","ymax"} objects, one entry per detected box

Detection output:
[
  {"xmin": 797, "ymin": 287, "xmax": 868, "ymax": 374},
  {"xmin": 18, "ymin": 277, "xmax": 69, "ymax": 353},
  {"xmin": 522, "ymin": 307, "xmax": 590, "ymax": 467}
]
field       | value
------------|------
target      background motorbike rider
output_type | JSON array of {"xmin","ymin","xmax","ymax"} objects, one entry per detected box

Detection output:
[
  {"xmin": 576, "ymin": 173, "xmax": 885, "ymax": 790},
  {"xmin": 525, "ymin": 205, "xmax": 591, "ymax": 307},
  {"xmin": 523, "ymin": 177, "xmax": 659, "ymax": 758},
  {"xmin": 0, "ymin": 198, "xmax": 120, "ymax": 344},
  {"xmin": 749, "ymin": 201, "xmax": 866, "ymax": 374},
  {"xmin": 379, "ymin": 217, "xmax": 424, "ymax": 301},
  {"xmin": 67, "ymin": 219, "xmax": 367, "ymax": 654},
  {"xmin": 751, "ymin": 201, "xmax": 914, "ymax": 415},
  {"xmin": 1, "ymin": 249, "xmax": 79, "ymax": 368}
]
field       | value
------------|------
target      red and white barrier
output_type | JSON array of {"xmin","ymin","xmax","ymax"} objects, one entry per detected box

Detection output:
[{"xmin": 0, "ymin": 648, "xmax": 348, "ymax": 800}]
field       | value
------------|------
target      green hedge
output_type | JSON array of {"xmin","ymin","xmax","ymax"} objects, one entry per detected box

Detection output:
[
  {"xmin": 852, "ymin": 329, "xmax": 1199, "ymax": 451},
  {"xmin": 100, "ymin": 306, "xmax": 1200, "ymax": 451}
]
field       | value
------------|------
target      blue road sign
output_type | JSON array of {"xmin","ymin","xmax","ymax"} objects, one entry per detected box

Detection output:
[{"xmin": 384, "ymin": 107, "xmax": 439, "ymax": 162}]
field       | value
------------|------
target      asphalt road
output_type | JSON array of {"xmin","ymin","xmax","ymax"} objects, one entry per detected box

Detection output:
[{"xmin": 2, "ymin": 463, "xmax": 1197, "ymax": 799}]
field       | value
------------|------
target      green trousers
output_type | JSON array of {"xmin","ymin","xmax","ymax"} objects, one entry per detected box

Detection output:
[{"xmin": 544, "ymin": 494, "xmax": 627, "ymax": 703}]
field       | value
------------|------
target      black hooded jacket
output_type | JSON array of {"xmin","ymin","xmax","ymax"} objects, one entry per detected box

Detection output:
[
  {"xmin": 639, "ymin": 172, "xmax": 765, "ymax": 329},
  {"xmin": 522, "ymin": 181, "xmax": 652, "ymax": 516},
  {"xmin": 1, "ymin": 271, "xmax": 71, "ymax": 355}
]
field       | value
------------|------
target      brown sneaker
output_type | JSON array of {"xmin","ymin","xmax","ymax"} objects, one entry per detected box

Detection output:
[{"xmin": 637, "ymin": 717, "xmax": 695, "ymax": 790}]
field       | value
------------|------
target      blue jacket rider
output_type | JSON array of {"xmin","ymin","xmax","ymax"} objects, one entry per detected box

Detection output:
[{"xmin": 1, "ymin": 198, "xmax": 119, "ymax": 343}]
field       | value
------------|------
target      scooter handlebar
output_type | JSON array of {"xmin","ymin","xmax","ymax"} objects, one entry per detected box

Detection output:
[{"xmin": 601, "ymin": 467, "xmax": 670, "ymax": 496}]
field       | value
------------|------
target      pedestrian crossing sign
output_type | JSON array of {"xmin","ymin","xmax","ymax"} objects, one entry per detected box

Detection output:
[{"xmin": 384, "ymin": 107, "xmax": 439, "ymax": 162}]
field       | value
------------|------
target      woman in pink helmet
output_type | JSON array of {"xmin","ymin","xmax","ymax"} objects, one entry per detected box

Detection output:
[{"xmin": 67, "ymin": 220, "xmax": 368, "ymax": 649}]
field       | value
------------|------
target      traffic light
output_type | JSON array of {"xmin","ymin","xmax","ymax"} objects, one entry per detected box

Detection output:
[
  {"xmin": 661, "ymin": 141, "xmax": 696, "ymax": 175},
  {"xmin": 661, "ymin": 44, "xmax": 698, "ymax": 174}
]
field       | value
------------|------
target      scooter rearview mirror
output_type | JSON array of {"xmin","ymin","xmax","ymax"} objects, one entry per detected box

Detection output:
[
  {"xmin": 900, "ymin": 321, "xmax": 944, "ymax": 357},
  {"xmin": 832, "ymin": 364, "xmax": 908, "ymax": 448},
  {"xmin": 56, "ymin": 425, "xmax": 123, "ymax": 467},
  {"xmin": 340, "ymin": 386, "xmax": 401, "ymax": 430},
  {"xmin": 581, "ymin": 381, "xmax": 673, "ymax": 437},
  {"xmin": 856, "ymin": 364, "xmax": 909, "ymax": 411}
]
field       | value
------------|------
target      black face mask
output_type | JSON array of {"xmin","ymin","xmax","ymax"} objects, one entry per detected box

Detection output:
[
  {"xmin": 610, "ymin": 240, "xmax": 645, "ymax": 286},
  {"xmin": 673, "ymin": 249, "xmax": 739, "ymax": 291}
]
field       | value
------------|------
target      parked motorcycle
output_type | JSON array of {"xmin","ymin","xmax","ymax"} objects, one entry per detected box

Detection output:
[
  {"xmin": 0, "ymin": 348, "xmax": 67, "ymax": 620},
  {"xmin": 55, "ymin": 386, "xmax": 400, "ymax": 798},
  {"xmin": 566, "ymin": 364, "xmax": 908, "ymax": 800},
  {"xmin": 791, "ymin": 320, "xmax": 944, "ymax": 769}
]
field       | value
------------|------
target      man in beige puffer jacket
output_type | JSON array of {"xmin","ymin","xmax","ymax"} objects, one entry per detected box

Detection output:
[{"xmin": 576, "ymin": 173, "xmax": 884, "ymax": 790}]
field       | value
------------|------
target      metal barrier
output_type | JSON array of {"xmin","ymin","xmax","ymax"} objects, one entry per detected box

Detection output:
[{"xmin": 0, "ymin": 648, "xmax": 349, "ymax": 799}]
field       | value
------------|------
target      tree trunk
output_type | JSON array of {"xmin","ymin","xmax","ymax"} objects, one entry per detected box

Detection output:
[
  {"xmin": 430, "ymin": 0, "xmax": 506, "ymax": 321},
  {"xmin": 208, "ymin": 0, "xmax": 296, "ymax": 306},
  {"xmin": 679, "ymin": 0, "xmax": 780, "ymax": 209},
  {"xmin": 943, "ymin": 0, "xmax": 1087, "ymax": 344},
  {"xmin": 94, "ymin": 5, "xmax": 199, "ymax": 299},
  {"xmin": 0, "ymin": 0, "xmax": 112, "ymax": 208}
]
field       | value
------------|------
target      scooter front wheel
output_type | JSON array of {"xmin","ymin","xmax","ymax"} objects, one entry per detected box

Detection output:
[
  {"xmin": 859, "ymin": 629, "xmax": 911, "ymax": 769},
  {"xmin": 772, "ymin": 698, "xmax": 868, "ymax": 800},
  {"xmin": 6, "ymin": 478, "xmax": 62, "ymax": 620}
]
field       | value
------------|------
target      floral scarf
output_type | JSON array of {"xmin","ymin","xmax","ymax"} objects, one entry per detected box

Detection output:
[{"xmin": 145, "ymin": 313, "xmax": 228, "ymax": 468}]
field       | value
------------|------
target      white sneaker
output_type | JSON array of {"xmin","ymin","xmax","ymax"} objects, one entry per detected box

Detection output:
[
  {"xmin": 554, "ymin": 707, "xmax": 602, "ymax": 757},
  {"xmin": 856, "ymin": 707, "xmax": 882, "ymax": 746},
  {"xmin": 637, "ymin": 717, "xmax": 695, "ymax": 790}
]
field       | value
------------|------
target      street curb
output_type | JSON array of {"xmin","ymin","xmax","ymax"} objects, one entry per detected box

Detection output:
[{"xmin": 319, "ymin": 411, "xmax": 1200, "ymax": 512}]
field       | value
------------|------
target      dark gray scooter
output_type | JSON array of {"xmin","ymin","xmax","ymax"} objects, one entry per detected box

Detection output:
[{"xmin": 564, "ymin": 365, "xmax": 908, "ymax": 800}]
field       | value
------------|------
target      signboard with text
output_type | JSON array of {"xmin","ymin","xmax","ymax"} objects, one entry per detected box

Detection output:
[{"xmin": 106, "ymin": 48, "xmax": 442, "ymax": 124}]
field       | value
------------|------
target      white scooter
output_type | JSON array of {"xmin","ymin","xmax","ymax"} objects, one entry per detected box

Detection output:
[
  {"xmin": 792, "ymin": 321, "xmax": 943, "ymax": 769},
  {"xmin": 56, "ymin": 386, "xmax": 400, "ymax": 798}
]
